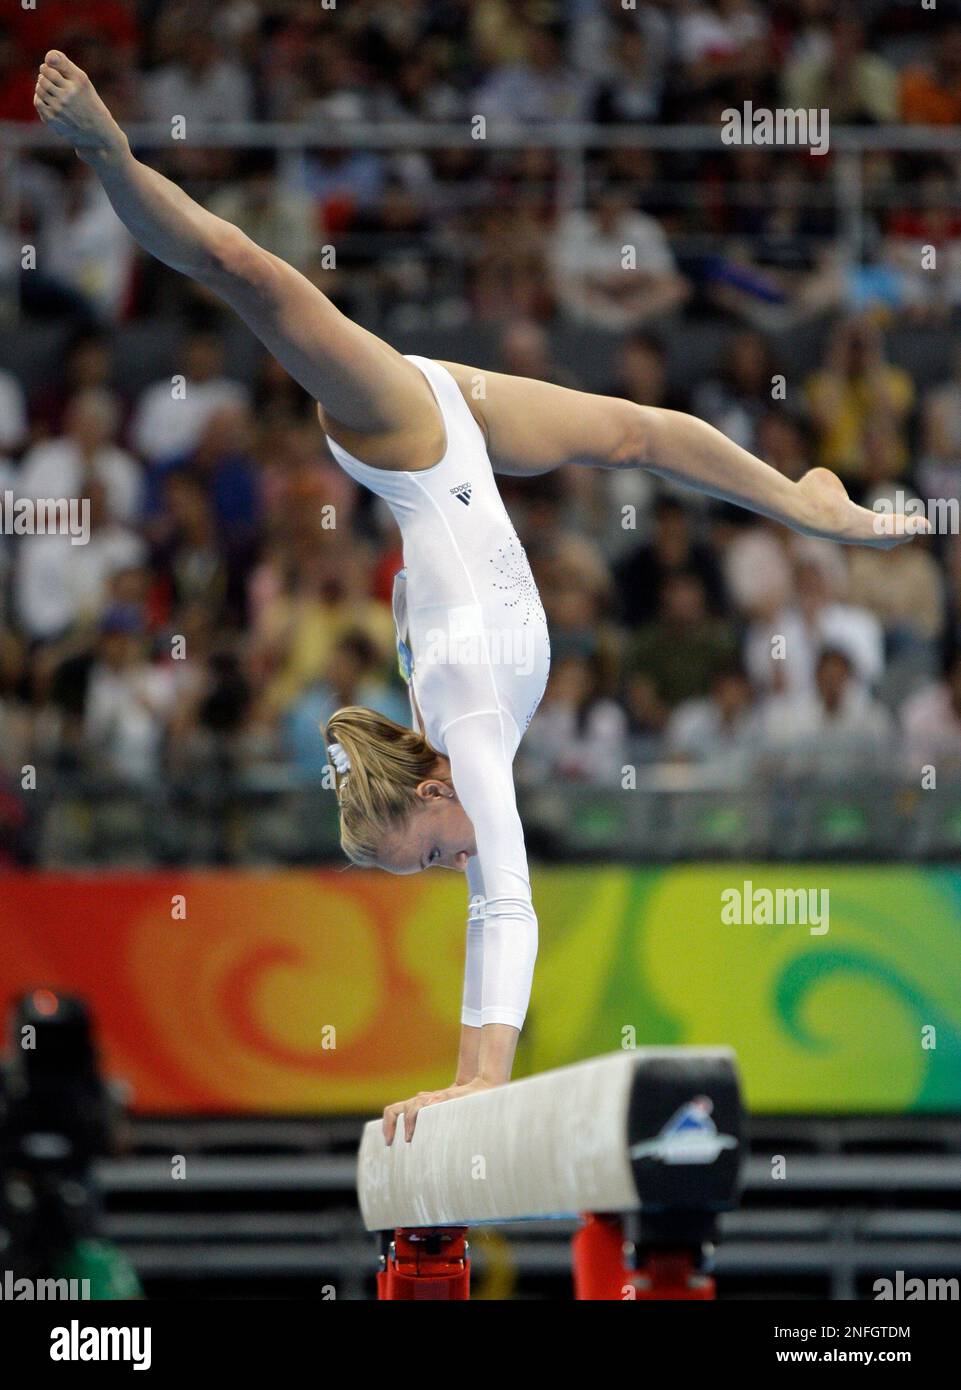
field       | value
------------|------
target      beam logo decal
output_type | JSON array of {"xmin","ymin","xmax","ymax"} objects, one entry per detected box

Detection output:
[{"xmin": 629, "ymin": 1097, "xmax": 738, "ymax": 1166}]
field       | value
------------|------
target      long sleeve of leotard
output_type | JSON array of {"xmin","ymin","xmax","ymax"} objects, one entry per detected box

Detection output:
[
  {"xmin": 444, "ymin": 711, "xmax": 538, "ymax": 1030},
  {"xmin": 461, "ymin": 855, "xmax": 487, "ymax": 1027}
]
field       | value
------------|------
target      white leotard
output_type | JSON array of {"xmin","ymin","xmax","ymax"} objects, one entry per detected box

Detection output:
[{"xmin": 325, "ymin": 355, "xmax": 551, "ymax": 1029}]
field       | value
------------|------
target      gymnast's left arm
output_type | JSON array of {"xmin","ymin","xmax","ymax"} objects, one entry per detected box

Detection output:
[
  {"xmin": 453, "ymin": 858, "xmax": 486, "ymax": 1085},
  {"xmin": 442, "ymin": 715, "xmax": 534, "ymax": 1081},
  {"xmin": 380, "ymin": 715, "xmax": 531, "ymax": 1142}
]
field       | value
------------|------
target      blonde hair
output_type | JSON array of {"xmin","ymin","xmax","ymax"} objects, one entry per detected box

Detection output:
[{"xmin": 323, "ymin": 706, "xmax": 441, "ymax": 865}]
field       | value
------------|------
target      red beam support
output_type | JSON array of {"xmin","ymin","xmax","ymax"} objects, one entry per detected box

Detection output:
[
  {"xmin": 572, "ymin": 1214, "xmax": 716, "ymax": 1301},
  {"xmin": 377, "ymin": 1227, "xmax": 470, "ymax": 1300},
  {"xmin": 571, "ymin": 1213, "xmax": 629, "ymax": 1300},
  {"xmin": 376, "ymin": 1217, "xmax": 716, "ymax": 1300}
]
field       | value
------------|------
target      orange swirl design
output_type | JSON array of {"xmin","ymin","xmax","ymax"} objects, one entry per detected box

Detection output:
[{"xmin": 0, "ymin": 871, "xmax": 465, "ymax": 1111}]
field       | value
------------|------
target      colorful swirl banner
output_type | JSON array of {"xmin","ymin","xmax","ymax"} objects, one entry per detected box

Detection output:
[{"xmin": 0, "ymin": 867, "xmax": 958, "ymax": 1113}]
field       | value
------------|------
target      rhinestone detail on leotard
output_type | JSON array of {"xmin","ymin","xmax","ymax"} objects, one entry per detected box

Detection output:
[{"xmin": 489, "ymin": 531, "xmax": 548, "ymax": 629}]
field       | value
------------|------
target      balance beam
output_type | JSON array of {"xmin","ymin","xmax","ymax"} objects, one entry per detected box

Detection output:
[{"xmin": 357, "ymin": 1048, "xmax": 743, "ymax": 1299}]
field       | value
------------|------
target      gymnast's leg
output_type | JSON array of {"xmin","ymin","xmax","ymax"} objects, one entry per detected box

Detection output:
[
  {"xmin": 437, "ymin": 361, "xmax": 929, "ymax": 549},
  {"xmin": 32, "ymin": 51, "xmax": 442, "ymax": 465},
  {"xmin": 33, "ymin": 55, "xmax": 927, "ymax": 550}
]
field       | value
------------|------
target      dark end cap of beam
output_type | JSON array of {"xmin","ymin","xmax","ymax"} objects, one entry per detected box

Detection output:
[{"xmin": 626, "ymin": 1051, "xmax": 743, "ymax": 1214}]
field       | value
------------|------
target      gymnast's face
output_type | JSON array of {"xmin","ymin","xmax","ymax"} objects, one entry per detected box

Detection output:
[{"xmin": 376, "ymin": 772, "xmax": 476, "ymax": 875}]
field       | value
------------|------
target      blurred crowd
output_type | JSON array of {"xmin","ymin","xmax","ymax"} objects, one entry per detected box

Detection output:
[
  {"xmin": 4, "ymin": 0, "xmax": 961, "ymax": 133},
  {"xmin": 2, "ymin": 314, "xmax": 961, "ymax": 810},
  {"xmin": 5, "ymin": 1, "xmax": 961, "ymax": 330},
  {"xmin": 1, "ymin": 0, "xmax": 961, "ymax": 845}
]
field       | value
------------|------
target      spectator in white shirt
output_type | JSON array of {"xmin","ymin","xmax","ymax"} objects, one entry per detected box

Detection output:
[
  {"xmin": 14, "ymin": 533, "xmax": 77, "ymax": 641},
  {"xmin": 83, "ymin": 605, "xmax": 177, "ymax": 785},
  {"xmin": 744, "ymin": 557, "xmax": 884, "ymax": 697},
  {"xmin": 551, "ymin": 184, "xmax": 688, "ymax": 331},
  {"xmin": 666, "ymin": 663, "xmax": 761, "ymax": 776},
  {"xmin": 518, "ymin": 653, "xmax": 628, "ymax": 788},
  {"xmin": 13, "ymin": 478, "xmax": 146, "ymax": 642},
  {"xmin": 901, "ymin": 651, "xmax": 961, "ymax": 777},
  {"xmin": 759, "ymin": 646, "xmax": 894, "ymax": 778},
  {"xmin": 64, "ymin": 480, "xmax": 148, "ymax": 627},
  {"xmin": 44, "ymin": 164, "xmax": 135, "ymax": 322},
  {"xmin": 678, "ymin": 0, "xmax": 769, "ymax": 80},
  {"xmin": 474, "ymin": 23, "xmax": 593, "ymax": 125},
  {"xmin": 143, "ymin": 26, "xmax": 252, "ymax": 125},
  {"xmin": 18, "ymin": 388, "xmax": 142, "ymax": 524},
  {"xmin": 130, "ymin": 331, "xmax": 248, "ymax": 464}
]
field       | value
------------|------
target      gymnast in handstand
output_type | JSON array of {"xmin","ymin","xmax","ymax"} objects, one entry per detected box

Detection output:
[{"xmin": 33, "ymin": 50, "xmax": 927, "ymax": 1141}]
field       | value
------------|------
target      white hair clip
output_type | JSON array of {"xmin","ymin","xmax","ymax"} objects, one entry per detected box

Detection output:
[{"xmin": 327, "ymin": 742, "xmax": 351, "ymax": 775}]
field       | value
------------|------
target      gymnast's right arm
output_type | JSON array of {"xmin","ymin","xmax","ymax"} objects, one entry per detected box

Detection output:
[{"xmin": 32, "ymin": 50, "xmax": 436, "ymax": 441}]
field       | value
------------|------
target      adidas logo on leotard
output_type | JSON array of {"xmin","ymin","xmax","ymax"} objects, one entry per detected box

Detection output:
[{"xmin": 450, "ymin": 482, "xmax": 472, "ymax": 506}]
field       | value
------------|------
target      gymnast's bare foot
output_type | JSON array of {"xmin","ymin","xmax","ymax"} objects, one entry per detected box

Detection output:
[
  {"xmin": 33, "ymin": 50, "xmax": 128, "ymax": 165},
  {"xmin": 797, "ymin": 466, "xmax": 932, "ymax": 549}
]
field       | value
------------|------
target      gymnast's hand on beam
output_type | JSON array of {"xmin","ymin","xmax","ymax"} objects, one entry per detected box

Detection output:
[{"xmin": 382, "ymin": 1078, "xmax": 495, "ymax": 1144}]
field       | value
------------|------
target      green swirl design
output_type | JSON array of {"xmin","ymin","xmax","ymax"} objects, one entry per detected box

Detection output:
[{"xmin": 524, "ymin": 865, "xmax": 961, "ymax": 1112}]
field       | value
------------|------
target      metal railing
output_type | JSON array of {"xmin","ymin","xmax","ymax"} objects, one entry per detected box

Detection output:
[
  {"xmin": 8, "ymin": 769, "xmax": 961, "ymax": 867},
  {"xmin": 2, "ymin": 121, "xmax": 960, "ymax": 324}
]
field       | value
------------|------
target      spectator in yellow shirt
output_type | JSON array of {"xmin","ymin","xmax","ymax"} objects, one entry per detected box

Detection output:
[{"xmin": 805, "ymin": 317, "xmax": 914, "ymax": 479}]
